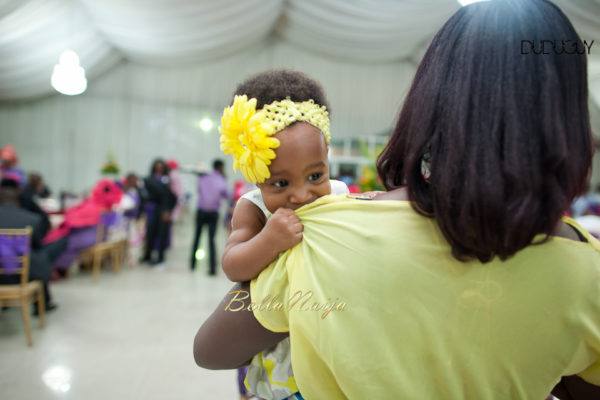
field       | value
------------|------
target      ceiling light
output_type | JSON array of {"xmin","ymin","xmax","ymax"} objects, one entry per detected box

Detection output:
[
  {"xmin": 51, "ymin": 50, "xmax": 87, "ymax": 96},
  {"xmin": 199, "ymin": 118, "xmax": 214, "ymax": 132}
]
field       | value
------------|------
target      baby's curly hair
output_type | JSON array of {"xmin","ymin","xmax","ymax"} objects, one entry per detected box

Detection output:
[{"xmin": 234, "ymin": 69, "xmax": 330, "ymax": 112}]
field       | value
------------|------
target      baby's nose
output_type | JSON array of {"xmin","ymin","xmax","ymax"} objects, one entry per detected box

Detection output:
[{"xmin": 290, "ymin": 187, "xmax": 311, "ymax": 204}]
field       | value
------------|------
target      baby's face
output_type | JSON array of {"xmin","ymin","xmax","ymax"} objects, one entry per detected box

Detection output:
[{"xmin": 258, "ymin": 122, "xmax": 331, "ymax": 213}]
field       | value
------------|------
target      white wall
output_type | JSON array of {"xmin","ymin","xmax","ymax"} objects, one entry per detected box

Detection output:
[
  {"xmin": 2, "ymin": 39, "xmax": 600, "ymax": 196},
  {"xmin": 0, "ymin": 40, "xmax": 416, "ymax": 194}
]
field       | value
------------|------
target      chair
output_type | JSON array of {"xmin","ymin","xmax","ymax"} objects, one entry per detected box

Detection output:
[
  {"xmin": 0, "ymin": 227, "xmax": 45, "ymax": 347},
  {"xmin": 79, "ymin": 212, "xmax": 126, "ymax": 281},
  {"xmin": 107, "ymin": 211, "xmax": 130, "ymax": 271}
]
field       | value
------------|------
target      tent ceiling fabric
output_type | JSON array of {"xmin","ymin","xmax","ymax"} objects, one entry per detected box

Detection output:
[
  {"xmin": 79, "ymin": 0, "xmax": 285, "ymax": 64},
  {"xmin": 0, "ymin": 0, "xmax": 461, "ymax": 101},
  {"xmin": 0, "ymin": 0, "xmax": 598, "ymax": 108},
  {"xmin": 278, "ymin": 0, "xmax": 458, "ymax": 62}
]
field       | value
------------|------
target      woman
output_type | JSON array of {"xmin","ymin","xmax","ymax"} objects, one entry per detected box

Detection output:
[
  {"xmin": 140, "ymin": 158, "xmax": 176, "ymax": 265},
  {"xmin": 194, "ymin": 1, "xmax": 600, "ymax": 398}
]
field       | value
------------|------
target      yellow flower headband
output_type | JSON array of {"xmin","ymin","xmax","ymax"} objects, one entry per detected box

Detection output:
[{"xmin": 219, "ymin": 95, "xmax": 330, "ymax": 183}]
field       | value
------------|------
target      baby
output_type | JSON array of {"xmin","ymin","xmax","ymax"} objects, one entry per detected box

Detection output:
[{"xmin": 219, "ymin": 69, "xmax": 348, "ymax": 400}]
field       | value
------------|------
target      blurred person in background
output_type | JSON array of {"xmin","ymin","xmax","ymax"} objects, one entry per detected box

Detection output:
[
  {"xmin": 0, "ymin": 144, "xmax": 25, "ymax": 186},
  {"xmin": 166, "ymin": 159, "xmax": 184, "ymax": 223},
  {"xmin": 23, "ymin": 173, "xmax": 51, "ymax": 199},
  {"xmin": 46, "ymin": 179, "xmax": 123, "ymax": 277},
  {"xmin": 140, "ymin": 159, "xmax": 176, "ymax": 266},
  {"xmin": 0, "ymin": 178, "xmax": 66, "ymax": 313},
  {"xmin": 190, "ymin": 159, "xmax": 231, "ymax": 275},
  {"xmin": 0, "ymin": 171, "xmax": 52, "ymax": 237}
]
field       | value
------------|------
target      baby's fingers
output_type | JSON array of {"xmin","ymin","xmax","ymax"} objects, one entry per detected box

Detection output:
[{"xmin": 289, "ymin": 219, "xmax": 303, "ymax": 233}]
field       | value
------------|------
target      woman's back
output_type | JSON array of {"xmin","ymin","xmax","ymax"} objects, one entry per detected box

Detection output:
[
  {"xmin": 195, "ymin": 1, "xmax": 600, "ymax": 397},
  {"xmin": 252, "ymin": 195, "xmax": 600, "ymax": 399}
]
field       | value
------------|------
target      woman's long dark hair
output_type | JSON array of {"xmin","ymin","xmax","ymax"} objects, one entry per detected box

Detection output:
[{"xmin": 377, "ymin": 0, "xmax": 593, "ymax": 262}]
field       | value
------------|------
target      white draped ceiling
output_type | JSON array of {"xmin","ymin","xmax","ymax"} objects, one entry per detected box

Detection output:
[
  {"xmin": 0, "ymin": 0, "xmax": 599, "ymax": 192},
  {"xmin": 0, "ymin": 0, "xmax": 462, "ymax": 100}
]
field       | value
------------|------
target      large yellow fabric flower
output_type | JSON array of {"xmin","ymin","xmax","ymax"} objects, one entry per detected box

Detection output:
[
  {"xmin": 219, "ymin": 95, "xmax": 280, "ymax": 183},
  {"xmin": 219, "ymin": 95, "xmax": 331, "ymax": 183}
]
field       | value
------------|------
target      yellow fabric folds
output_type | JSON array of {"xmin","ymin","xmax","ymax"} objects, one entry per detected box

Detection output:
[{"xmin": 251, "ymin": 195, "xmax": 600, "ymax": 399}]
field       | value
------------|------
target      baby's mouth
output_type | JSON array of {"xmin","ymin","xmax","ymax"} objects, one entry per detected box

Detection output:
[{"xmin": 289, "ymin": 198, "xmax": 316, "ymax": 210}]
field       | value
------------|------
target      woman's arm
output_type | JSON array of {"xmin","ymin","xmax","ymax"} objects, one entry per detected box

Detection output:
[
  {"xmin": 221, "ymin": 199, "xmax": 302, "ymax": 282},
  {"xmin": 193, "ymin": 281, "xmax": 288, "ymax": 369}
]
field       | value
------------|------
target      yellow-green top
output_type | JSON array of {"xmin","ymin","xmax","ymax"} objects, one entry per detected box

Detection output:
[{"xmin": 251, "ymin": 195, "xmax": 600, "ymax": 399}]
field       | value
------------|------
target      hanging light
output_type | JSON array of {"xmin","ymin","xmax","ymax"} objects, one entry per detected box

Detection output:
[
  {"xmin": 51, "ymin": 50, "xmax": 87, "ymax": 96},
  {"xmin": 199, "ymin": 117, "xmax": 214, "ymax": 133}
]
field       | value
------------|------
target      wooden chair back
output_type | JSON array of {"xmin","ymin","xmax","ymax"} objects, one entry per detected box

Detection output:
[{"xmin": 0, "ymin": 226, "xmax": 45, "ymax": 346}]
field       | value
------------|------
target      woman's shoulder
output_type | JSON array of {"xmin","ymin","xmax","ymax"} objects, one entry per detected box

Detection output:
[
  {"xmin": 372, "ymin": 187, "xmax": 409, "ymax": 201},
  {"xmin": 555, "ymin": 217, "xmax": 600, "ymax": 254}
]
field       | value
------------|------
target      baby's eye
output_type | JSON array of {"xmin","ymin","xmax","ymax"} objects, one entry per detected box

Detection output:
[
  {"xmin": 308, "ymin": 173, "xmax": 322, "ymax": 182},
  {"xmin": 273, "ymin": 180, "xmax": 288, "ymax": 188}
]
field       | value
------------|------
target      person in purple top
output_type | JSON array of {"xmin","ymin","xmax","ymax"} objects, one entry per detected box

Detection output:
[{"xmin": 191, "ymin": 159, "xmax": 231, "ymax": 274}]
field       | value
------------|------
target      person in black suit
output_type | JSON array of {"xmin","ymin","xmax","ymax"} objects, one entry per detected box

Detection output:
[
  {"xmin": 0, "ymin": 179, "xmax": 66, "ymax": 312},
  {"xmin": 139, "ymin": 159, "xmax": 177, "ymax": 266}
]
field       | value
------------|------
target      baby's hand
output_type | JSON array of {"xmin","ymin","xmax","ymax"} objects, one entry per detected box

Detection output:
[{"xmin": 263, "ymin": 208, "xmax": 303, "ymax": 252}]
